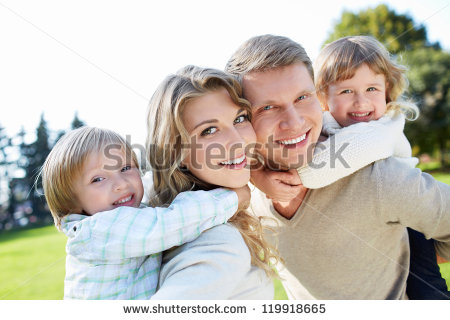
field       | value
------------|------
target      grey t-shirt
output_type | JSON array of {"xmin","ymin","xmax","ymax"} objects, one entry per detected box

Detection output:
[{"xmin": 251, "ymin": 157, "xmax": 450, "ymax": 299}]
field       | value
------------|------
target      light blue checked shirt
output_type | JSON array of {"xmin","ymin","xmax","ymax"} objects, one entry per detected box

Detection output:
[{"xmin": 61, "ymin": 188, "xmax": 237, "ymax": 300}]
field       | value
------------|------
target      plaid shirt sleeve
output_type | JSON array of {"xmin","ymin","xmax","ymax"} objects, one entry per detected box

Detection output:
[{"xmin": 65, "ymin": 188, "xmax": 238, "ymax": 261}]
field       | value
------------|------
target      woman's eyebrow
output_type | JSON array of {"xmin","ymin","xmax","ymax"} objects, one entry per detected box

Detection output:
[{"xmin": 193, "ymin": 119, "xmax": 218, "ymax": 130}]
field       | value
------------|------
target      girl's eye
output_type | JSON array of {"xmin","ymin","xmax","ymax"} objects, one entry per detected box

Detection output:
[
  {"xmin": 234, "ymin": 114, "xmax": 249, "ymax": 124},
  {"xmin": 121, "ymin": 165, "xmax": 131, "ymax": 172},
  {"xmin": 340, "ymin": 89, "xmax": 352, "ymax": 94},
  {"xmin": 91, "ymin": 177, "xmax": 104, "ymax": 183},
  {"xmin": 201, "ymin": 127, "xmax": 217, "ymax": 136},
  {"xmin": 367, "ymin": 87, "xmax": 377, "ymax": 92}
]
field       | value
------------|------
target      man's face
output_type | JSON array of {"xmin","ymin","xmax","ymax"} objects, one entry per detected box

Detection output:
[{"xmin": 242, "ymin": 63, "xmax": 323, "ymax": 169}]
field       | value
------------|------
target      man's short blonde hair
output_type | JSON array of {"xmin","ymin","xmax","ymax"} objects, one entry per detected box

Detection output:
[
  {"xmin": 225, "ymin": 34, "xmax": 314, "ymax": 81},
  {"xmin": 41, "ymin": 127, "xmax": 139, "ymax": 229}
]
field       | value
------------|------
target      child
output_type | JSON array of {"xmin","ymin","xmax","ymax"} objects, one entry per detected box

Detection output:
[
  {"xmin": 300, "ymin": 35, "xmax": 449, "ymax": 299},
  {"xmin": 41, "ymin": 126, "xmax": 249, "ymax": 299}
]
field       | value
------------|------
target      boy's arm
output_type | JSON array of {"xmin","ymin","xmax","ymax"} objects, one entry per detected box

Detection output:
[
  {"xmin": 298, "ymin": 112, "xmax": 410, "ymax": 189},
  {"xmin": 375, "ymin": 158, "xmax": 450, "ymax": 260},
  {"xmin": 67, "ymin": 188, "xmax": 238, "ymax": 260}
]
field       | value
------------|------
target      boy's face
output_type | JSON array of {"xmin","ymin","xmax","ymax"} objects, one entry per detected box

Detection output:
[
  {"xmin": 72, "ymin": 148, "xmax": 143, "ymax": 215},
  {"xmin": 242, "ymin": 63, "xmax": 322, "ymax": 169},
  {"xmin": 326, "ymin": 63, "xmax": 387, "ymax": 127},
  {"xmin": 181, "ymin": 88, "xmax": 256, "ymax": 188}
]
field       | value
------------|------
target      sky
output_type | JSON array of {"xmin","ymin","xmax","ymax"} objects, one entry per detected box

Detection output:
[{"xmin": 1, "ymin": 0, "xmax": 449, "ymax": 149}]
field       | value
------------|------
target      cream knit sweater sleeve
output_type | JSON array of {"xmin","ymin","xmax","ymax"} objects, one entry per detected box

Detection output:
[{"xmin": 298, "ymin": 111, "xmax": 418, "ymax": 189}]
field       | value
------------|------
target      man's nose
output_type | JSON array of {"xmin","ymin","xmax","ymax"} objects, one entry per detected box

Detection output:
[{"xmin": 279, "ymin": 104, "xmax": 305, "ymax": 131}]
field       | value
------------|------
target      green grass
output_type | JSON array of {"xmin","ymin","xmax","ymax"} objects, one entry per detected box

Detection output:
[
  {"xmin": 1, "ymin": 171, "xmax": 449, "ymax": 300},
  {"xmin": 0, "ymin": 225, "xmax": 66, "ymax": 299}
]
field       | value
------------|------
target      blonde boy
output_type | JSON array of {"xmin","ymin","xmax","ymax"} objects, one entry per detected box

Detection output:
[{"xmin": 42, "ymin": 126, "xmax": 245, "ymax": 299}]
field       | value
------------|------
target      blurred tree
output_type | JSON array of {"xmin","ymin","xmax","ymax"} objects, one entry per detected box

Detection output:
[
  {"xmin": 71, "ymin": 112, "xmax": 86, "ymax": 129},
  {"xmin": 324, "ymin": 4, "xmax": 439, "ymax": 53},
  {"xmin": 18, "ymin": 114, "xmax": 51, "ymax": 223},
  {"xmin": 404, "ymin": 48, "xmax": 450, "ymax": 168}
]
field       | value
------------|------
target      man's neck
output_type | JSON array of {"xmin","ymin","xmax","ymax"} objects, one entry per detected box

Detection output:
[{"xmin": 272, "ymin": 185, "xmax": 308, "ymax": 219}]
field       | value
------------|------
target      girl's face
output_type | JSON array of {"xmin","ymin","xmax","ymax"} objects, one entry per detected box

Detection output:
[
  {"xmin": 72, "ymin": 148, "xmax": 143, "ymax": 215},
  {"xmin": 181, "ymin": 88, "xmax": 256, "ymax": 188},
  {"xmin": 326, "ymin": 64, "xmax": 387, "ymax": 127}
]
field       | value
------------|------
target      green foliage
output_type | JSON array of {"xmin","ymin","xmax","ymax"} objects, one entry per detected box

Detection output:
[
  {"xmin": 71, "ymin": 112, "xmax": 86, "ymax": 130},
  {"xmin": 324, "ymin": 4, "xmax": 435, "ymax": 53},
  {"xmin": 17, "ymin": 114, "xmax": 51, "ymax": 223},
  {"xmin": 404, "ymin": 48, "xmax": 450, "ymax": 167}
]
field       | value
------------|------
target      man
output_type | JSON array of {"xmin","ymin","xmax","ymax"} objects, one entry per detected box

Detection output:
[{"xmin": 225, "ymin": 34, "xmax": 450, "ymax": 299}]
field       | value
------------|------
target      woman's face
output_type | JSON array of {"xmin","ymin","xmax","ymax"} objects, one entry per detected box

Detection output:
[{"xmin": 181, "ymin": 88, "xmax": 256, "ymax": 188}]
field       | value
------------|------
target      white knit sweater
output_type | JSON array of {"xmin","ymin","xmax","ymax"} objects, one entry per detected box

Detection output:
[{"xmin": 298, "ymin": 111, "xmax": 418, "ymax": 189}]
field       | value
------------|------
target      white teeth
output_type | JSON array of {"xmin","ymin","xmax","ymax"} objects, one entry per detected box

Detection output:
[
  {"xmin": 350, "ymin": 112, "xmax": 370, "ymax": 117},
  {"xmin": 279, "ymin": 134, "xmax": 306, "ymax": 145},
  {"xmin": 220, "ymin": 154, "xmax": 246, "ymax": 165},
  {"xmin": 114, "ymin": 195, "xmax": 132, "ymax": 205}
]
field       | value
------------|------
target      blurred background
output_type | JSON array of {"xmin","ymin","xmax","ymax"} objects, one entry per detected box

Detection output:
[{"xmin": 0, "ymin": 0, "xmax": 449, "ymax": 299}]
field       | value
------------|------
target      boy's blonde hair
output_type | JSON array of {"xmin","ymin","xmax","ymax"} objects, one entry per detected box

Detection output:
[
  {"xmin": 315, "ymin": 35, "xmax": 418, "ymax": 119},
  {"xmin": 146, "ymin": 65, "xmax": 279, "ymax": 277},
  {"xmin": 225, "ymin": 34, "xmax": 314, "ymax": 82},
  {"xmin": 42, "ymin": 126, "xmax": 139, "ymax": 229}
]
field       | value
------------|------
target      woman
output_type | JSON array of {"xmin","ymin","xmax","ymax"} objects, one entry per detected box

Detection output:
[{"xmin": 146, "ymin": 65, "xmax": 278, "ymax": 299}]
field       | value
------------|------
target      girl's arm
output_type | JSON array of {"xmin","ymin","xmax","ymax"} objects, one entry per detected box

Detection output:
[
  {"xmin": 66, "ymin": 188, "xmax": 238, "ymax": 260},
  {"xmin": 298, "ymin": 112, "xmax": 414, "ymax": 189}
]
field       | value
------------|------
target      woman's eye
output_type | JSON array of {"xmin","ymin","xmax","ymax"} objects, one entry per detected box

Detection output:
[
  {"xmin": 234, "ymin": 114, "xmax": 249, "ymax": 124},
  {"xmin": 121, "ymin": 165, "xmax": 131, "ymax": 172},
  {"xmin": 91, "ymin": 177, "xmax": 104, "ymax": 183},
  {"xmin": 201, "ymin": 127, "xmax": 217, "ymax": 136}
]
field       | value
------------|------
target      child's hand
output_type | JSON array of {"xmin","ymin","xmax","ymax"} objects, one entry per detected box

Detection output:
[
  {"xmin": 251, "ymin": 166, "xmax": 303, "ymax": 202},
  {"xmin": 230, "ymin": 185, "xmax": 251, "ymax": 210}
]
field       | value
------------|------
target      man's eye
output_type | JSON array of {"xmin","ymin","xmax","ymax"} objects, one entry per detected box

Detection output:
[
  {"xmin": 201, "ymin": 127, "xmax": 217, "ymax": 136},
  {"xmin": 262, "ymin": 105, "xmax": 273, "ymax": 111},
  {"xmin": 234, "ymin": 114, "xmax": 249, "ymax": 124},
  {"xmin": 121, "ymin": 165, "xmax": 131, "ymax": 172},
  {"xmin": 91, "ymin": 177, "xmax": 104, "ymax": 183}
]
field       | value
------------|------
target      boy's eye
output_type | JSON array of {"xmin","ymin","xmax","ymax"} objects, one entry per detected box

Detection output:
[
  {"xmin": 234, "ymin": 114, "xmax": 249, "ymax": 124},
  {"xmin": 121, "ymin": 165, "xmax": 131, "ymax": 172},
  {"xmin": 201, "ymin": 127, "xmax": 217, "ymax": 136},
  {"xmin": 91, "ymin": 177, "xmax": 104, "ymax": 183}
]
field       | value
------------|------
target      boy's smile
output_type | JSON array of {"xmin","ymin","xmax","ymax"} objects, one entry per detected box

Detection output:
[{"xmin": 72, "ymin": 148, "xmax": 144, "ymax": 215}]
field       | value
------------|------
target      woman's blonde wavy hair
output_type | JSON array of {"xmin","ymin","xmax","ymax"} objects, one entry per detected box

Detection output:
[
  {"xmin": 314, "ymin": 35, "xmax": 419, "ymax": 120},
  {"xmin": 146, "ymin": 65, "xmax": 279, "ymax": 277}
]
